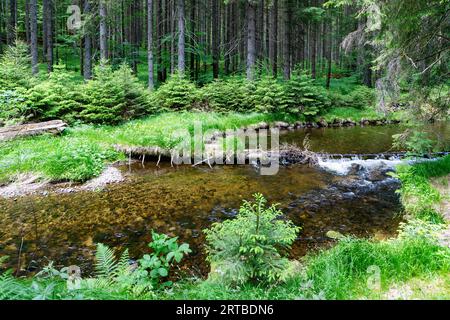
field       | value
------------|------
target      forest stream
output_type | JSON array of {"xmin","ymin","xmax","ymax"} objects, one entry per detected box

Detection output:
[{"xmin": 0, "ymin": 123, "xmax": 449, "ymax": 277}]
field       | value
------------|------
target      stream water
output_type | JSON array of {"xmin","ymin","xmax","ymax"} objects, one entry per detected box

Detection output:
[{"xmin": 0, "ymin": 123, "xmax": 448, "ymax": 277}]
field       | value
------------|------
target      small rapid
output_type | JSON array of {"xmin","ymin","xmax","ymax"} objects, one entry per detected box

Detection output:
[{"xmin": 317, "ymin": 155, "xmax": 405, "ymax": 176}]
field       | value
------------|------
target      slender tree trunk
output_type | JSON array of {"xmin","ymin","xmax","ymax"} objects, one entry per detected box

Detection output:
[
  {"xmin": 224, "ymin": 3, "xmax": 231, "ymax": 75},
  {"xmin": 282, "ymin": 0, "xmax": 290, "ymax": 80},
  {"xmin": 212, "ymin": 0, "xmax": 219, "ymax": 78},
  {"xmin": 148, "ymin": 0, "xmax": 154, "ymax": 89},
  {"xmin": 29, "ymin": 0, "xmax": 38, "ymax": 75},
  {"xmin": 7, "ymin": 0, "xmax": 16, "ymax": 45},
  {"xmin": 177, "ymin": 0, "xmax": 185, "ymax": 74},
  {"xmin": 45, "ymin": 0, "xmax": 54, "ymax": 72},
  {"xmin": 269, "ymin": 0, "xmax": 278, "ymax": 77},
  {"xmin": 99, "ymin": 0, "xmax": 108, "ymax": 62},
  {"xmin": 311, "ymin": 0, "xmax": 317, "ymax": 79},
  {"xmin": 190, "ymin": 0, "xmax": 196, "ymax": 79},
  {"xmin": 170, "ymin": 0, "xmax": 175, "ymax": 73},
  {"xmin": 246, "ymin": 1, "xmax": 256, "ymax": 80},
  {"xmin": 326, "ymin": 20, "xmax": 332, "ymax": 89},
  {"xmin": 83, "ymin": 0, "xmax": 92, "ymax": 80},
  {"xmin": 25, "ymin": 0, "xmax": 30, "ymax": 45}
]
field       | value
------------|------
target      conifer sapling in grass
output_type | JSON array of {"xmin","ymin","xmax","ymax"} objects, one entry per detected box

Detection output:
[{"xmin": 204, "ymin": 193, "xmax": 300, "ymax": 285}]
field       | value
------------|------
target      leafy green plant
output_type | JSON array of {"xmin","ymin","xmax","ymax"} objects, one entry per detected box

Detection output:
[
  {"xmin": 204, "ymin": 193, "xmax": 300, "ymax": 285},
  {"xmin": 138, "ymin": 231, "xmax": 192, "ymax": 288},
  {"xmin": 0, "ymin": 89, "xmax": 32, "ymax": 126},
  {"xmin": 395, "ymin": 155, "xmax": 450, "ymax": 223}
]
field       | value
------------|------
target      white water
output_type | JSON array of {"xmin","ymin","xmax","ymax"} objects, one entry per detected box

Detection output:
[{"xmin": 317, "ymin": 156, "xmax": 406, "ymax": 175}]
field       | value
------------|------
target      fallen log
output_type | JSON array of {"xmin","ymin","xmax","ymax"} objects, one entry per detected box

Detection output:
[{"xmin": 0, "ymin": 120, "xmax": 67, "ymax": 141}]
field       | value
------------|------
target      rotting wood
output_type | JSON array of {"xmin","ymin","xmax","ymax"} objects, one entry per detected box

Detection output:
[{"xmin": 0, "ymin": 120, "xmax": 67, "ymax": 141}]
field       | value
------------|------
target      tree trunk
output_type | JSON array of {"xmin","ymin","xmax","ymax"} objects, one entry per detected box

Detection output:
[
  {"xmin": 282, "ymin": 0, "xmax": 290, "ymax": 80},
  {"xmin": 311, "ymin": 0, "xmax": 317, "ymax": 79},
  {"xmin": 83, "ymin": 0, "xmax": 92, "ymax": 80},
  {"xmin": 170, "ymin": 0, "xmax": 175, "ymax": 73},
  {"xmin": 326, "ymin": 19, "xmax": 332, "ymax": 89},
  {"xmin": 7, "ymin": 0, "xmax": 16, "ymax": 45},
  {"xmin": 25, "ymin": 0, "xmax": 30, "ymax": 45},
  {"xmin": 45, "ymin": 0, "xmax": 54, "ymax": 72},
  {"xmin": 212, "ymin": 0, "xmax": 219, "ymax": 78},
  {"xmin": 99, "ymin": 0, "xmax": 108, "ymax": 62},
  {"xmin": 29, "ymin": 0, "xmax": 38, "ymax": 75},
  {"xmin": 190, "ymin": 0, "xmax": 196, "ymax": 79},
  {"xmin": 246, "ymin": 1, "xmax": 256, "ymax": 80},
  {"xmin": 177, "ymin": 0, "xmax": 185, "ymax": 74},
  {"xmin": 148, "ymin": 0, "xmax": 154, "ymax": 89},
  {"xmin": 269, "ymin": 0, "xmax": 278, "ymax": 77}
]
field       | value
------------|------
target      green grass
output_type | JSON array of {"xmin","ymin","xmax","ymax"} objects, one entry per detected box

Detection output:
[
  {"xmin": 157, "ymin": 235, "xmax": 449, "ymax": 300},
  {"xmin": 0, "ymin": 112, "xmax": 300, "ymax": 184},
  {"xmin": 302, "ymin": 237, "xmax": 449, "ymax": 299},
  {"xmin": 0, "ymin": 135, "xmax": 122, "ymax": 183},
  {"xmin": 395, "ymin": 155, "xmax": 450, "ymax": 222}
]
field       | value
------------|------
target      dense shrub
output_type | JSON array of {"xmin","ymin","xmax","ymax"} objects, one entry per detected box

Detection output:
[
  {"xmin": 199, "ymin": 75, "xmax": 330, "ymax": 116},
  {"xmin": 253, "ymin": 77, "xmax": 286, "ymax": 113},
  {"xmin": 151, "ymin": 72, "xmax": 199, "ymax": 111},
  {"xmin": 329, "ymin": 85, "xmax": 375, "ymax": 109},
  {"xmin": 26, "ymin": 64, "xmax": 84, "ymax": 123},
  {"xmin": 199, "ymin": 77, "xmax": 253, "ymax": 112},
  {"xmin": 204, "ymin": 194, "xmax": 300, "ymax": 285},
  {"xmin": 0, "ymin": 41, "xmax": 375, "ymax": 125},
  {"xmin": 79, "ymin": 64, "xmax": 154, "ymax": 124},
  {"xmin": 284, "ymin": 74, "xmax": 330, "ymax": 118},
  {"xmin": 0, "ymin": 42, "xmax": 34, "ymax": 90},
  {"xmin": 0, "ymin": 89, "xmax": 32, "ymax": 126}
]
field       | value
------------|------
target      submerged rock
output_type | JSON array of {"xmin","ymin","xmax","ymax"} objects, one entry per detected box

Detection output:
[{"xmin": 326, "ymin": 230, "xmax": 345, "ymax": 240}]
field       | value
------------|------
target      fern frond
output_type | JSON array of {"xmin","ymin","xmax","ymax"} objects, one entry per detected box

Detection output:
[
  {"xmin": 116, "ymin": 249, "xmax": 131, "ymax": 276},
  {"xmin": 95, "ymin": 243, "xmax": 118, "ymax": 280},
  {"xmin": 0, "ymin": 272, "xmax": 32, "ymax": 300}
]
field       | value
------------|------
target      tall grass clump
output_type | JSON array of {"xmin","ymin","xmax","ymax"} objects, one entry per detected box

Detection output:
[
  {"xmin": 395, "ymin": 155, "xmax": 450, "ymax": 223},
  {"xmin": 304, "ymin": 235, "xmax": 449, "ymax": 299},
  {"xmin": 0, "ymin": 135, "xmax": 122, "ymax": 183}
]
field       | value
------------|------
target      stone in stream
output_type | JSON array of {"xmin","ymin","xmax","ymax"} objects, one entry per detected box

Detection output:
[
  {"xmin": 273, "ymin": 121, "xmax": 290, "ymax": 129},
  {"xmin": 326, "ymin": 230, "xmax": 345, "ymax": 240}
]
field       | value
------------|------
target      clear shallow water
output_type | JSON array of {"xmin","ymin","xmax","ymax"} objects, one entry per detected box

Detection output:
[
  {"xmin": 1, "ymin": 123, "xmax": 448, "ymax": 277},
  {"xmin": 279, "ymin": 122, "xmax": 450, "ymax": 154}
]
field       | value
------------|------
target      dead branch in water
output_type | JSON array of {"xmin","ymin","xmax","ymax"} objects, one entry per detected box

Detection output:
[{"xmin": 279, "ymin": 135, "xmax": 319, "ymax": 166}]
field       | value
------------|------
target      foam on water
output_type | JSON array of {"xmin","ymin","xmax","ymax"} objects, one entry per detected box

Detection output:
[{"xmin": 317, "ymin": 156, "xmax": 405, "ymax": 175}]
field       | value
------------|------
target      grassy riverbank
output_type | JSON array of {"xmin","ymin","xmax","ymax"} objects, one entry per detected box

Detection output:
[{"xmin": 0, "ymin": 108, "xmax": 391, "ymax": 185}]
